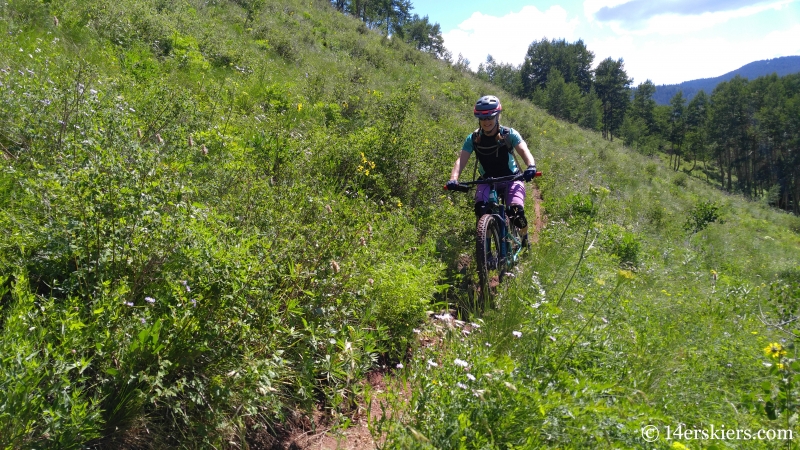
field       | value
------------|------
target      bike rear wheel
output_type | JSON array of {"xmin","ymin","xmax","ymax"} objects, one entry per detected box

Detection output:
[{"xmin": 476, "ymin": 214, "xmax": 503, "ymax": 303}]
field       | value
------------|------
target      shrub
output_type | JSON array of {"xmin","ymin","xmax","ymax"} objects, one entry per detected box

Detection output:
[
  {"xmin": 673, "ymin": 171, "xmax": 689, "ymax": 187},
  {"xmin": 602, "ymin": 224, "xmax": 641, "ymax": 266},
  {"xmin": 563, "ymin": 192, "xmax": 596, "ymax": 219},
  {"xmin": 367, "ymin": 257, "xmax": 444, "ymax": 359},
  {"xmin": 645, "ymin": 201, "xmax": 666, "ymax": 227},
  {"xmin": 684, "ymin": 200, "xmax": 722, "ymax": 233},
  {"xmin": 645, "ymin": 162, "xmax": 657, "ymax": 178}
]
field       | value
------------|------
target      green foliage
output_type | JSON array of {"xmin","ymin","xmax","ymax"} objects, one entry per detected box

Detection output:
[
  {"xmin": 684, "ymin": 199, "xmax": 722, "ymax": 232},
  {"xmin": 594, "ymin": 57, "xmax": 633, "ymax": 140},
  {"xmin": 0, "ymin": 274, "xmax": 103, "ymax": 449},
  {"xmin": 368, "ymin": 259, "xmax": 444, "ymax": 359},
  {"xmin": 0, "ymin": 0, "xmax": 468, "ymax": 444},
  {"xmin": 401, "ymin": 14, "xmax": 447, "ymax": 59},
  {"xmin": 621, "ymin": 70, "xmax": 800, "ymax": 215},
  {"xmin": 601, "ymin": 224, "xmax": 641, "ymax": 266},
  {"xmin": 476, "ymin": 55, "xmax": 522, "ymax": 98},
  {"xmin": 3, "ymin": 0, "xmax": 800, "ymax": 447},
  {"xmin": 521, "ymin": 38, "xmax": 594, "ymax": 97},
  {"xmin": 673, "ymin": 171, "xmax": 689, "ymax": 187},
  {"xmin": 644, "ymin": 201, "xmax": 666, "ymax": 227},
  {"xmin": 551, "ymin": 192, "xmax": 596, "ymax": 221},
  {"xmin": 531, "ymin": 68, "xmax": 582, "ymax": 122}
]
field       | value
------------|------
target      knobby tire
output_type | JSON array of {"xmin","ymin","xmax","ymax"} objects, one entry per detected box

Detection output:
[{"xmin": 476, "ymin": 214, "xmax": 503, "ymax": 305}]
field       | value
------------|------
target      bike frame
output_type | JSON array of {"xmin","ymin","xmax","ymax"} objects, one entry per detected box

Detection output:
[
  {"xmin": 485, "ymin": 182, "xmax": 522, "ymax": 268},
  {"xmin": 445, "ymin": 173, "xmax": 537, "ymax": 269}
]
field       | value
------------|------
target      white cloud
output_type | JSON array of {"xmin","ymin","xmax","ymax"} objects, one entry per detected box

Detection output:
[
  {"xmin": 443, "ymin": 1, "xmax": 800, "ymax": 86},
  {"xmin": 624, "ymin": 1, "xmax": 794, "ymax": 35},
  {"xmin": 592, "ymin": 24, "xmax": 800, "ymax": 85},
  {"xmin": 583, "ymin": 0, "xmax": 630, "ymax": 22},
  {"xmin": 442, "ymin": 5, "xmax": 579, "ymax": 69},
  {"xmin": 584, "ymin": 0, "xmax": 794, "ymax": 35}
]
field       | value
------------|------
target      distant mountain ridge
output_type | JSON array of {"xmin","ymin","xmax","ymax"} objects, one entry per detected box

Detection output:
[{"xmin": 653, "ymin": 55, "xmax": 800, "ymax": 105}]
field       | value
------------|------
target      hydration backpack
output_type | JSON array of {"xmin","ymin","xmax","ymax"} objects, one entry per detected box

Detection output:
[{"xmin": 471, "ymin": 125, "xmax": 514, "ymax": 154}]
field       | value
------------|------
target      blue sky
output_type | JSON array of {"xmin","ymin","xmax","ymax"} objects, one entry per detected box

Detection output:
[{"xmin": 410, "ymin": 0, "xmax": 800, "ymax": 85}]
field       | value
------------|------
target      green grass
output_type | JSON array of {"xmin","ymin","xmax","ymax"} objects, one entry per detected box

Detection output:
[{"xmin": 1, "ymin": 0, "xmax": 799, "ymax": 448}]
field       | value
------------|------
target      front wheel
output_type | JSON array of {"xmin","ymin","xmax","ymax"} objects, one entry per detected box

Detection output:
[{"xmin": 476, "ymin": 214, "xmax": 504, "ymax": 304}]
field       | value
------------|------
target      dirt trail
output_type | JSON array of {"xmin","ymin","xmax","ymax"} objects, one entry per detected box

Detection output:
[
  {"xmin": 531, "ymin": 184, "xmax": 545, "ymax": 243},
  {"xmin": 268, "ymin": 184, "xmax": 546, "ymax": 450}
]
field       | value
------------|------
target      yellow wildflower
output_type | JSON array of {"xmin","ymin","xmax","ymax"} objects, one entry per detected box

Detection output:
[
  {"xmin": 764, "ymin": 342, "xmax": 786, "ymax": 359},
  {"xmin": 617, "ymin": 269, "xmax": 634, "ymax": 281}
]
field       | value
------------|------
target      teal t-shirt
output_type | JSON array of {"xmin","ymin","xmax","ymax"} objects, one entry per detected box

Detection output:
[{"xmin": 461, "ymin": 127, "xmax": 525, "ymax": 176}]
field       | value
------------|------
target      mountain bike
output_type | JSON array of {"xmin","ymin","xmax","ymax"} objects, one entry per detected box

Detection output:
[{"xmin": 444, "ymin": 172, "xmax": 542, "ymax": 303}]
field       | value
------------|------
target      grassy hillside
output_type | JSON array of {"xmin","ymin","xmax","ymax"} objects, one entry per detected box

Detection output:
[{"xmin": 1, "ymin": 0, "xmax": 799, "ymax": 448}]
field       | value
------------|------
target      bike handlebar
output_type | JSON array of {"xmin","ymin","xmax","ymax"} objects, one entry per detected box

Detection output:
[{"xmin": 443, "ymin": 172, "xmax": 542, "ymax": 192}]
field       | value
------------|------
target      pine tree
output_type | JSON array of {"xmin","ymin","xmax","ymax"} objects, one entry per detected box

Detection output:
[{"xmin": 594, "ymin": 58, "xmax": 632, "ymax": 141}]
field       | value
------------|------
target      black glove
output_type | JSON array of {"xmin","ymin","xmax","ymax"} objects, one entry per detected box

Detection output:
[
  {"xmin": 445, "ymin": 180, "xmax": 459, "ymax": 190},
  {"xmin": 523, "ymin": 165, "xmax": 537, "ymax": 182}
]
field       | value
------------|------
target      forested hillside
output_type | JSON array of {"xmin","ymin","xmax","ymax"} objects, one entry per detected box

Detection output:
[
  {"xmin": 653, "ymin": 56, "xmax": 800, "ymax": 105},
  {"xmin": 475, "ymin": 39, "xmax": 800, "ymax": 217},
  {"xmin": 621, "ymin": 74, "xmax": 800, "ymax": 215},
  {"xmin": 2, "ymin": 0, "xmax": 800, "ymax": 449}
]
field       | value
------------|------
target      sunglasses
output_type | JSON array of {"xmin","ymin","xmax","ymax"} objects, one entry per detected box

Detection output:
[{"xmin": 479, "ymin": 117, "xmax": 495, "ymax": 122}]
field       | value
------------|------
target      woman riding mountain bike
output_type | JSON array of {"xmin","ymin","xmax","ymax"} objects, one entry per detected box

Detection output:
[
  {"xmin": 445, "ymin": 95, "xmax": 540, "ymax": 302},
  {"xmin": 446, "ymin": 95, "xmax": 538, "ymax": 246}
]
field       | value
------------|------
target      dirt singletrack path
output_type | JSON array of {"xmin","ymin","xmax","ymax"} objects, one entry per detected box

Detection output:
[
  {"xmin": 269, "ymin": 183, "xmax": 547, "ymax": 450},
  {"xmin": 531, "ymin": 183, "xmax": 545, "ymax": 244}
]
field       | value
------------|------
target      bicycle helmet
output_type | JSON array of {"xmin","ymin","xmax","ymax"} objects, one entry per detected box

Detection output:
[{"xmin": 474, "ymin": 95, "xmax": 502, "ymax": 119}]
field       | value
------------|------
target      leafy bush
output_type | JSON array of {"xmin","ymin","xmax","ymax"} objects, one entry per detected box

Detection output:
[
  {"xmin": 644, "ymin": 201, "xmax": 666, "ymax": 227},
  {"xmin": 684, "ymin": 200, "xmax": 722, "ymax": 232},
  {"xmin": 602, "ymin": 224, "xmax": 641, "ymax": 266},
  {"xmin": 673, "ymin": 171, "xmax": 689, "ymax": 187},
  {"xmin": 553, "ymin": 192, "xmax": 596, "ymax": 221},
  {"xmin": 368, "ymin": 259, "xmax": 444, "ymax": 359}
]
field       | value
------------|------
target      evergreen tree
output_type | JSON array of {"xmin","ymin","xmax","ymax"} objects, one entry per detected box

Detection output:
[
  {"xmin": 578, "ymin": 87, "xmax": 603, "ymax": 131},
  {"xmin": 594, "ymin": 57, "xmax": 632, "ymax": 141},
  {"xmin": 709, "ymin": 76, "xmax": 751, "ymax": 192},
  {"xmin": 476, "ymin": 55, "xmax": 522, "ymax": 97},
  {"xmin": 531, "ymin": 68, "xmax": 581, "ymax": 122},
  {"xmin": 684, "ymin": 90, "xmax": 709, "ymax": 175},
  {"xmin": 333, "ymin": 0, "xmax": 412, "ymax": 37},
  {"xmin": 668, "ymin": 91, "xmax": 686, "ymax": 170},
  {"xmin": 402, "ymin": 14, "xmax": 446, "ymax": 58},
  {"xmin": 630, "ymin": 80, "xmax": 657, "ymax": 134},
  {"xmin": 520, "ymin": 38, "xmax": 594, "ymax": 98}
]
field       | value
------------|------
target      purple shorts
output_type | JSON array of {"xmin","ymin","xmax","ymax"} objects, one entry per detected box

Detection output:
[{"xmin": 475, "ymin": 180, "xmax": 525, "ymax": 206}]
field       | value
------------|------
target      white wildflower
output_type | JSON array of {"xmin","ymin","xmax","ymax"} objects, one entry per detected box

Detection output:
[{"xmin": 434, "ymin": 312, "xmax": 453, "ymax": 321}]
